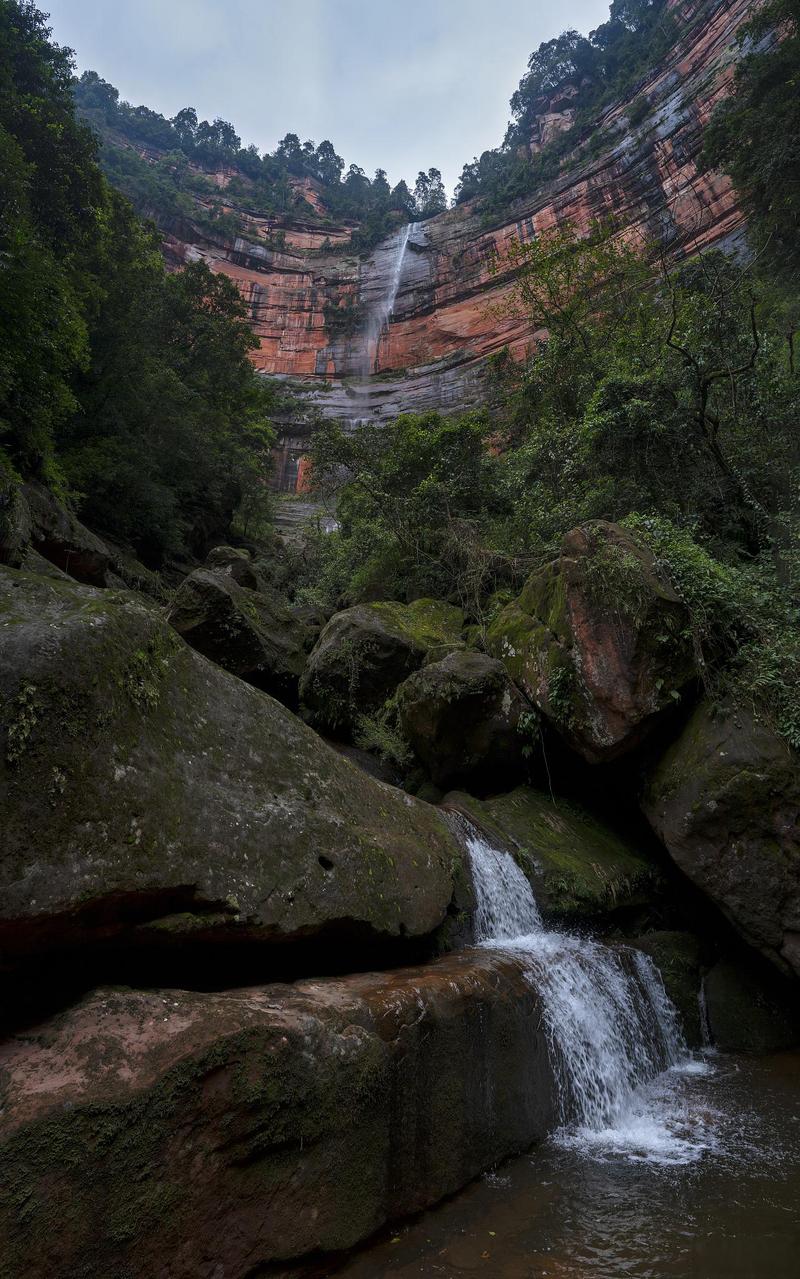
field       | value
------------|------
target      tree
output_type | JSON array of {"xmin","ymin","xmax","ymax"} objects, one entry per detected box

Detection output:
[
  {"xmin": 171, "ymin": 106, "xmax": 198, "ymax": 147},
  {"xmin": 315, "ymin": 139, "xmax": 344, "ymax": 185},
  {"xmin": 704, "ymin": 0, "xmax": 800, "ymax": 273},
  {"xmin": 414, "ymin": 167, "xmax": 447, "ymax": 218}
]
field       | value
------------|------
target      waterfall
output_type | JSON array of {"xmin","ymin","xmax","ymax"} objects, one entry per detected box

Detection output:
[
  {"xmin": 454, "ymin": 814, "xmax": 695, "ymax": 1150},
  {"xmin": 360, "ymin": 223, "xmax": 412, "ymax": 378}
]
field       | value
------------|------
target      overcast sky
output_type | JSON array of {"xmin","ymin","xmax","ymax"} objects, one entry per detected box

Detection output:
[{"xmin": 43, "ymin": 0, "xmax": 611, "ymax": 194}]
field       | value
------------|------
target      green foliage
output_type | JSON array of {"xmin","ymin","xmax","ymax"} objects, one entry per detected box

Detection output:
[
  {"xmin": 306, "ymin": 219, "xmax": 799, "ymax": 746},
  {"xmin": 0, "ymin": 0, "xmax": 286, "ymax": 561},
  {"xmin": 306, "ymin": 411, "xmax": 513, "ymax": 610},
  {"xmin": 704, "ymin": 0, "xmax": 800, "ymax": 274},
  {"xmin": 455, "ymin": 1, "xmax": 674, "ymax": 208},
  {"xmin": 624, "ymin": 515, "xmax": 800, "ymax": 748},
  {"xmin": 73, "ymin": 72, "xmax": 430, "ymax": 246}
]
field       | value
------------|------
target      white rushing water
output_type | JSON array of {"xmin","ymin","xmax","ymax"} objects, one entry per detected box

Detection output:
[
  {"xmin": 360, "ymin": 222, "xmax": 412, "ymax": 378},
  {"xmin": 455, "ymin": 814, "xmax": 713, "ymax": 1164}
]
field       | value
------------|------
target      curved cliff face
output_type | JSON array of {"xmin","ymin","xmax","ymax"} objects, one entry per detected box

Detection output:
[{"xmin": 164, "ymin": 0, "xmax": 755, "ymax": 484}]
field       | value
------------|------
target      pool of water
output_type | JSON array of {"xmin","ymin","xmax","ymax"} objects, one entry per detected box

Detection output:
[{"xmin": 336, "ymin": 1051, "xmax": 800, "ymax": 1279}]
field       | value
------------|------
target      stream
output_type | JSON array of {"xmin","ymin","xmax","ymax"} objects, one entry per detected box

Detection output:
[{"xmin": 337, "ymin": 819, "xmax": 800, "ymax": 1279}]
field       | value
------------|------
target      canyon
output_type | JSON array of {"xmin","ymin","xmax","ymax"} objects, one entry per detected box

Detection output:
[{"xmin": 160, "ymin": 0, "xmax": 755, "ymax": 489}]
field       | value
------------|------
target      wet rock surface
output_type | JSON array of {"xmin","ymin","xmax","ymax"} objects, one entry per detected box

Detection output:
[
  {"xmin": 643, "ymin": 700, "xmax": 800, "ymax": 980},
  {"xmin": 447, "ymin": 785, "xmax": 662, "ymax": 929},
  {"xmin": 704, "ymin": 958, "xmax": 800, "ymax": 1052},
  {"xmin": 0, "ymin": 951, "xmax": 556, "ymax": 1279}
]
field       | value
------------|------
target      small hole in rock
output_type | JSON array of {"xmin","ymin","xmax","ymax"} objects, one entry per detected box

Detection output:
[{"xmin": 318, "ymin": 855, "xmax": 335, "ymax": 871}]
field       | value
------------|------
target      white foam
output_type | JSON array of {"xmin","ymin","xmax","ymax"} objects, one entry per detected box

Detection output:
[{"xmin": 457, "ymin": 815, "xmax": 708, "ymax": 1166}]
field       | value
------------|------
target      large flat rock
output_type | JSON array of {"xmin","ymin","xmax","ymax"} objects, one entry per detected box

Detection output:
[
  {"xmin": 0, "ymin": 952, "xmax": 556, "ymax": 1279},
  {"xmin": 0, "ymin": 568, "xmax": 462, "ymax": 969}
]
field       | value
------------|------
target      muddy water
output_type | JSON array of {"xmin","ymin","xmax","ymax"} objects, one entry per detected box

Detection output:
[{"xmin": 336, "ymin": 1051, "xmax": 800, "ymax": 1279}]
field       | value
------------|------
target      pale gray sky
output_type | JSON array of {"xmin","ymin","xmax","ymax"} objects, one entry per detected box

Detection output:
[{"xmin": 43, "ymin": 0, "xmax": 611, "ymax": 194}]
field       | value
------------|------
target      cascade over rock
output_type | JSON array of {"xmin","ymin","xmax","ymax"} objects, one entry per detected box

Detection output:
[
  {"xmin": 447, "ymin": 786, "xmax": 663, "ymax": 927},
  {"xmin": 0, "ymin": 569, "xmax": 463, "ymax": 975}
]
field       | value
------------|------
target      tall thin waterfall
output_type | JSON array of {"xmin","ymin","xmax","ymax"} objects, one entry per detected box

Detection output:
[
  {"xmin": 360, "ymin": 223, "xmax": 412, "ymax": 377},
  {"xmin": 452, "ymin": 813, "xmax": 691, "ymax": 1142}
]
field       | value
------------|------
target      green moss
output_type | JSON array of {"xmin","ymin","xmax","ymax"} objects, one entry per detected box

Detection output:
[
  {"xmin": 368, "ymin": 598, "xmax": 464, "ymax": 654},
  {"xmin": 5, "ymin": 682, "xmax": 41, "ymax": 765},
  {"xmin": 452, "ymin": 787, "xmax": 662, "ymax": 924}
]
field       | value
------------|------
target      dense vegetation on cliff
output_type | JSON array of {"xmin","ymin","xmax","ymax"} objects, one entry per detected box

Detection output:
[
  {"xmin": 455, "ymin": 0, "xmax": 678, "ymax": 208},
  {"xmin": 0, "ymin": 0, "xmax": 287, "ymax": 560},
  {"xmin": 308, "ymin": 219, "xmax": 800, "ymax": 745},
  {"xmin": 704, "ymin": 0, "xmax": 800, "ymax": 275},
  {"xmin": 73, "ymin": 70, "xmax": 446, "ymax": 251}
]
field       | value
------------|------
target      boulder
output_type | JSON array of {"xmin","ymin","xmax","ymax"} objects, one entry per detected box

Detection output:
[
  {"xmin": 397, "ymin": 650, "xmax": 528, "ymax": 791},
  {"xmin": 643, "ymin": 701, "xmax": 800, "ymax": 979},
  {"xmin": 300, "ymin": 598, "xmax": 464, "ymax": 737},
  {"xmin": 203, "ymin": 543, "xmax": 261, "ymax": 589},
  {"xmin": 704, "ymin": 959, "xmax": 800, "ymax": 1052},
  {"xmin": 0, "ymin": 567, "xmax": 463, "ymax": 972},
  {"xmin": 633, "ymin": 931, "xmax": 703, "ymax": 1047},
  {"xmin": 21, "ymin": 482, "xmax": 115, "ymax": 585},
  {"xmin": 447, "ymin": 786, "xmax": 662, "ymax": 928},
  {"xmin": 487, "ymin": 521, "xmax": 696, "ymax": 762},
  {"xmin": 2, "ymin": 482, "xmax": 162, "ymax": 598},
  {"xmin": 166, "ymin": 559, "xmax": 311, "ymax": 702},
  {"xmin": 0, "ymin": 953, "xmax": 556, "ymax": 1279}
]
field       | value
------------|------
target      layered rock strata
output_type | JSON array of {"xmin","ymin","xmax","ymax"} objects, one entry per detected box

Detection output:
[
  {"xmin": 0, "ymin": 952, "xmax": 556, "ymax": 1279},
  {"xmin": 164, "ymin": 0, "xmax": 755, "ymax": 481}
]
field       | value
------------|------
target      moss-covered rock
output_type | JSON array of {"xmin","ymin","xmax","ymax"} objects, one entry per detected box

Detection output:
[
  {"xmin": 397, "ymin": 650, "xmax": 528, "ymax": 791},
  {"xmin": 704, "ymin": 959, "xmax": 800, "ymax": 1051},
  {"xmin": 0, "ymin": 955, "xmax": 557, "ymax": 1279},
  {"xmin": 166, "ymin": 555, "xmax": 312, "ymax": 704},
  {"xmin": 0, "ymin": 473, "xmax": 30, "ymax": 571},
  {"xmin": 299, "ymin": 598, "xmax": 465, "ymax": 737},
  {"xmin": 643, "ymin": 700, "xmax": 800, "ymax": 980},
  {"xmin": 446, "ymin": 786, "xmax": 663, "ymax": 928},
  {"xmin": 486, "ymin": 521, "xmax": 696, "ymax": 763},
  {"xmin": 0, "ymin": 567, "xmax": 464, "ymax": 968},
  {"xmin": 632, "ymin": 931, "xmax": 703, "ymax": 1047},
  {"xmin": 21, "ymin": 482, "xmax": 115, "ymax": 586}
]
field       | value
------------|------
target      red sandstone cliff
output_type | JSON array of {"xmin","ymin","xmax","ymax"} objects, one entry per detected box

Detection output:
[{"xmin": 160, "ymin": 0, "xmax": 756, "ymax": 485}]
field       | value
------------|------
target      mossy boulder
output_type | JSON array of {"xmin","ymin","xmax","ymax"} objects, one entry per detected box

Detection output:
[
  {"xmin": 447, "ymin": 786, "xmax": 663, "ymax": 928},
  {"xmin": 486, "ymin": 521, "xmax": 696, "ymax": 763},
  {"xmin": 0, "ymin": 567, "xmax": 463, "ymax": 969},
  {"xmin": 21, "ymin": 482, "xmax": 115, "ymax": 586},
  {"xmin": 2, "ymin": 482, "xmax": 161, "ymax": 597},
  {"xmin": 0, "ymin": 473, "xmax": 30, "ymax": 570},
  {"xmin": 632, "ymin": 931, "xmax": 703, "ymax": 1047},
  {"xmin": 643, "ymin": 700, "xmax": 800, "ymax": 980},
  {"xmin": 166, "ymin": 555, "xmax": 312, "ymax": 703},
  {"xmin": 299, "ymin": 598, "xmax": 465, "ymax": 737},
  {"xmin": 0, "ymin": 953, "xmax": 557, "ymax": 1279},
  {"xmin": 704, "ymin": 958, "xmax": 800, "ymax": 1052},
  {"xmin": 397, "ymin": 650, "xmax": 528, "ymax": 791}
]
